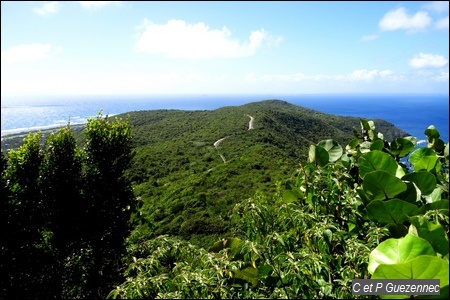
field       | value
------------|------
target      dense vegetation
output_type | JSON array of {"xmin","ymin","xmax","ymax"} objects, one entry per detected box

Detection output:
[
  {"xmin": 1, "ymin": 113, "xmax": 134, "ymax": 299},
  {"xmin": 121, "ymin": 100, "xmax": 408, "ymax": 247},
  {"xmin": 2, "ymin": 99, "xmax": 447, "ymax": 299},
  {"xmin": 107, "ymin": 118, "xmax": 448, "ymax": 299}
]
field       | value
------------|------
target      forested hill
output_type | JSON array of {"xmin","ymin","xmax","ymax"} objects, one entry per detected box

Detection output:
[{"xmin": 120, "ymin": 99, "xmax": 408, "ymax": 247}]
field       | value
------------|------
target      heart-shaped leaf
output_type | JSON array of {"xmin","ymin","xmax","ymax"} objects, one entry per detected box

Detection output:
[
  {"xmin": 368, "ymin": 234, "xmax": 435, "ymax": 274},
  {"xmin": 358, "ymin": 150, "xmax": 398, "ymax": 179},
  {"xmin": 402, "ymin": 172, "xmax": 436, "ymax": 195},
  {"xmin": 317, "ymin": 139, "xmax": 343, "ymax": 162},
  {"xmin": 363, "ymin": 170, "xmax": 407, "ymax": 201},
  {"xmin": 372, "ymin": 256, "xmax": 449, "ymax": 299},
  {"xmin": 366, "ymin": 199, "xmax": 419, "ymax": 225}
]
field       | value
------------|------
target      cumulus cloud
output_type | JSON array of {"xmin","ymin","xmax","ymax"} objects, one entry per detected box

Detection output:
[
  {"xmin": 79, "ymin": 1, "xmax": 121, "ymax": 9},
  {"xmin": 360, "ymin": 34, "xmax": 378, "ymax": 41},
  {"xmin": 379, "ymin": 7, "xmax": 431, "ymax": 32},
  {"xmin": 1, "ymin": 43, "xmax": 56, "ymax": 63},
  {"xmin": 409, "ymin": 53, "xmax": 448, "ymax": 68},
  {"xmin": 435, "ymin": 16, "xmax": 449, "ymax": 29},
  {"xmin": 135, "ymin": 19, "xmax": 282, "ymax": 59},
  {"xmin": 34, "ymin": 1, "xmax": 59, "ymax": 16}
]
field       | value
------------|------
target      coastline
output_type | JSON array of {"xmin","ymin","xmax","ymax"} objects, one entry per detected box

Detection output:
[{"xmin": 1, "ymin": 124, "xmax": 86, "ymax": 152}]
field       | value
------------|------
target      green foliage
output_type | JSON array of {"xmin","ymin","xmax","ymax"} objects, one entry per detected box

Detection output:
[
  {"xmin": 372, "ymin": 256, "xmax": 448, "ymax": 299},
  {"xmin": 368, "ymin": 234, "xmax": 436, "ymax": 274},
  {"xmin": 1, "ymin": 132, "xmax": 48, "ymax": 298},
  {"xmin": 1, "ymin": 113, "xmax": 134, "ymax": 299},
  {"xmin": 3, "ymin": 100, "xmax": 445, "ymax": 299},
  {"xmin": 111, "ymin": 118, "xmax": 448, "ymax": 299},
  {"xmin": 123, "ymin": 100, "xmax": 407, "ymax": 246}
]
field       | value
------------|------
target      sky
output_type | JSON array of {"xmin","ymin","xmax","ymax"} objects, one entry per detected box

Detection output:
[{"xmin": 1, "ymin": 1, "xmax": 449, "ymax": 96}]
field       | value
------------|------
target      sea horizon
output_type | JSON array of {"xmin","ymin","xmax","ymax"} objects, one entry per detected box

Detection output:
[{"xmin": 1, "ymin": 93, "xmax": 449, "ymax": 144}]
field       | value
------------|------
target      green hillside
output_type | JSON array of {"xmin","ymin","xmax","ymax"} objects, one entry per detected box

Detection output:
[
  {"xmin": 6, "ymin": 99, "xmax": 446, "ymax": 300},
  {"xmin": 121, "ymin": 99, "xmax": 408, "ymax": 247},
  {"xmin": 0, "ymin": 99, "xmax": 409, "ymax": 247}
]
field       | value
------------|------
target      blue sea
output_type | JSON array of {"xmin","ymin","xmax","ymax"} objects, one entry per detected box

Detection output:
[{"xmin": 1, "ymin": 94, "xmax": 448, "ymax": 144}]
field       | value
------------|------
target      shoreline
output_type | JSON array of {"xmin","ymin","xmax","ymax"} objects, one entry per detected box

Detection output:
[{"xmin": 1, "ymin": 123, "xmax": 86, "ymax": 140}]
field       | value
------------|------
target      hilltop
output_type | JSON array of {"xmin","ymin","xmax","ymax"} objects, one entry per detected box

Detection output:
[
  {"xmin": 1, "ymin": 99, "xmax": 409, "ymax": 247},
  {"xmin": 120, "ymin": 99, "xmax": 408, "ymax": 246}
]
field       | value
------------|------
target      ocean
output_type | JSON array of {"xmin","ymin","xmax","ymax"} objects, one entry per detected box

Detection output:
[{"xmin": 1, "ymin": 94, "xmax": 449, "ymax": 144}]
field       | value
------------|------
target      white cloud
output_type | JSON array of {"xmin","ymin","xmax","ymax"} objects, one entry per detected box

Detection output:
[
  {"xmin": 1, "ymin": 43, "xmax": 54, "ymax": 63},
  {"xmin": 79, "ymin": 1, "xmax": 121, "ymax": 9},
  {"xmin": 135, "ymin": 19, "xmax": 282, "ymax": 59},
  {"xmin": 349, "ymin": 69, "xmax": 380, "ymax": 81},
  {"xmin": 379, "ymin": 70, "xmax": 394, "ymax": 77},
  {"xmin": 423, "ymin": 1, "xmax": 449, "ymax": 14},
  {"xmin": 409, "ymin": 53, "xmax": 448, "ymax": 68},
  {"xmin": 435, "ymin": 16, "xmax": 449, "ymax": 29},
  {"xmin": 34, "ymin": 1, "xmax": 59, "ymax": 16},
  {"xmin": 360, "ymin": 34, "xmax": 378, "ymax": 41},
  {"xmin": 245, "ymin": 69, "xmax": 401, "ymax": 84},
  {"xmin": 379, "ymin": 7, "xmax": 431, "ymax": 32}
]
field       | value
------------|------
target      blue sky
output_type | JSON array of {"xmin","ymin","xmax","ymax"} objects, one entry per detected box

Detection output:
[{"xmin": 1, "ymin": 1, "xmax": 449, "ymax": 96}]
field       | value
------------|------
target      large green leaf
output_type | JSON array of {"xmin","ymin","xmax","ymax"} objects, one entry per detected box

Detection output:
[
  {"xmin": 390, "ymin": 137, "xmax": 416, "ymax": 158},
  {"xmin": 363, "ymin": 170, "xmax": 407, "ymax": 201},
  {"xmin": 308, "ymin": 144, "xmax": 329, "ymax": 167},
  {"xmin": 410, "ymin": 148, "xmax": 437, "ymax": 164},
  {"xmin": 368, "ymin": 234, "xmax": 435, "ymax": 274},
  {"xmin": 409, "ymin": 216, "xmax": 449, "ymax": 257},
  {"xmin": 370, "ymin": 139, "xmax": 385, "ymax": 151},
  {"xmin": 234, "ymin": 266, "xmax": 259, "ymax": 286},
  {"xmin": 410, "ymin": 148, "xmax": 441, "ymax": 172},
  {"xmin": 358, "ymin": 150, "xmax": 398, "ymax": 179},
  {"xmin": 366, "ymin": 199, "xmax": 419, "ymax": 225},
  {"xmin": 317, "ymin": 139, "xmax": 343, "ymax": 162},
  {"xmin": 372, "ymin": 256, "xmax": 449, "ymax": 299},
  {"xmin": 402, "ymin": 172, "xmax": 437, "ymax": 195},
  {"xmin": 415, "ymin": 156, "xmax": 441, "ymax": 172}
]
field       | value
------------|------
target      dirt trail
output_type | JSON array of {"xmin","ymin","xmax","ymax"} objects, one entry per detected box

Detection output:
[
  {"xmin": 213, "ymin": 137, "xmax": 228, "ymax": 148},
  {"xmin": 247, "ymin": 115, "xmax": 254, "ymax": 130},
  {"xmin": 213, "ymin": 137, "xmax": 228, "ymax": 162},
  {"xmin": 212, "ymin": 115, "xmax": 255, "ymax": 163}
]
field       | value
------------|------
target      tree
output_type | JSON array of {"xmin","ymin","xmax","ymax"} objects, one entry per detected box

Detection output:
[
  {"xmin": 1, "ymin": 132, "xmax": 48, "ymax": 299},
  {"xmin": 82, "ymin": 112, "xmax": 135, "ymax": 298},
  {"xmin": 1, "ymin": 112, "xmax": 135, "ymax": 299},
  {"xmin": 39, "ymin": 125, "xmax": 84, "ymax": 298}
]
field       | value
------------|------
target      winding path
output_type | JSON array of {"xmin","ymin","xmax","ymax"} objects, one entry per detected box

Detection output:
[
  {"xmin": 213, "ymin": 137, "xmax": 228, "ymax": 148},
  {"xmin": 212, "ymin": 114, "xmax": 255, "ymax": 163},
  {"xmin": 213, "ymin": 137, "xmax": 228, "ymax": 163},
  {"xmin": 247, "ymin": 115, "xmax": 254, "ymax": 130}
]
